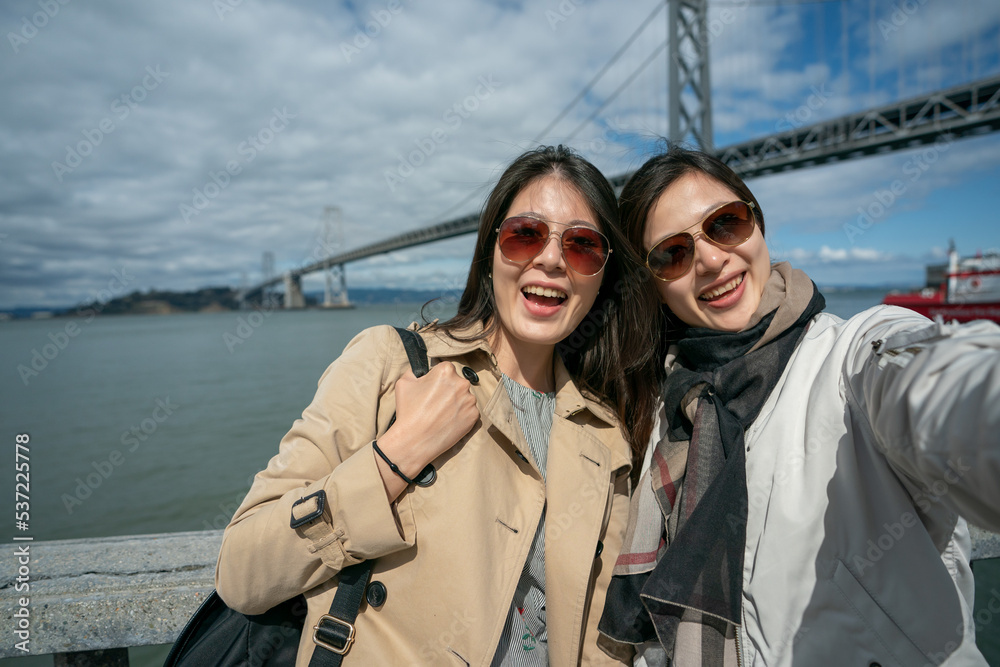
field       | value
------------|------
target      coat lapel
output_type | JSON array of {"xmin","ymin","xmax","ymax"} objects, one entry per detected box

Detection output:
[{"xmin": 479, "ymin": 372, "xmax": 537, "ymax": 472}]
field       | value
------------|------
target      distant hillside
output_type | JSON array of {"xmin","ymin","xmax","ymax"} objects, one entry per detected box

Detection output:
[
  {"xmin": 0, "ymin": 286, "xmax": 465, "ymax": 319},
  {"xmin": 61, "ymin": 287, "xmax": 241, "ymax": 316}
]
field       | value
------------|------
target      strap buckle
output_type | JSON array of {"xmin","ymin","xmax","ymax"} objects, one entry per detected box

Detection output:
[
  {"xmin": 290, "ymin": 489, "xmax": 326, "ymax": 529},
  {"xmin": 313, "ymin": 614, "xmax": 356, "ymax": 655}
]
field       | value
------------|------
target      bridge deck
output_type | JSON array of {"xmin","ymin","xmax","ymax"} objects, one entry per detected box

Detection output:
[{"xmin": 244, "ymin": 74, "xmax": 1000, "ymax": 298}]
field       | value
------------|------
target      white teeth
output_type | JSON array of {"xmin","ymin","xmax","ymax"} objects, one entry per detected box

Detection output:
[
  {"xmin": 699, "ymin": 274, "xmax": 744, "ymax": 301},
  {"xmin": 522, "ymin": 285, "xmax": 567, "ymax": 299}
]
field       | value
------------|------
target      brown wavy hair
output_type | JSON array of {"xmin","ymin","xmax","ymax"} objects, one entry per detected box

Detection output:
[{"xmin": 430, "ymin": 145, "xmax": 662, "ymax": 468}]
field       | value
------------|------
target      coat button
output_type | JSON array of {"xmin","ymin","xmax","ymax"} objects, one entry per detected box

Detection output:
[
  {"xmin": 595, "ymin": 541, "xmax": 604, "ymax": 558},
  {"xmin": 461, "ymin": 366, "xmax": 479, "ymax": 384},
  {"xmin": 366, "ymin": 581, "xmax": 387, "ymax": 608}
]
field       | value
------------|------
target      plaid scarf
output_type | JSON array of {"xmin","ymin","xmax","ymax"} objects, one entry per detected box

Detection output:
[{"xmin": 599, "ymin": 263, "xmax": 825, "ymax": 665}]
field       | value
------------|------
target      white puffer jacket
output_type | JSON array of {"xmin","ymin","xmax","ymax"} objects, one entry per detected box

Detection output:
[{"xmin": 641, "ymin": 306, "xmax": 1000, "ymax": 667}]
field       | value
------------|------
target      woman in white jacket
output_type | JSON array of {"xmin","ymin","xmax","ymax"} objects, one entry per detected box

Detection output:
[{"xmin": 598, "ymin": 145, "xmax": 1000, "ymax": 667}]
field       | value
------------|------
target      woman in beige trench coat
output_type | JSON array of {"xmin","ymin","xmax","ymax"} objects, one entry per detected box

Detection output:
[{"xmin": 215, "ymin": 145, "xmax": 661, "ymax": 666}]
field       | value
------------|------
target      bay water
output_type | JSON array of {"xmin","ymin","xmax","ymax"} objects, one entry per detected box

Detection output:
[{"xmin": 0, "ymin": 288, "xmax": 892, "ymax": 665}]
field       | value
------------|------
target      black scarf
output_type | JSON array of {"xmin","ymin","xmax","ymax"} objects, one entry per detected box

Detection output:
[{"xmin": 600, "ymin": 264, "xmax": 826, "ymax": 662}]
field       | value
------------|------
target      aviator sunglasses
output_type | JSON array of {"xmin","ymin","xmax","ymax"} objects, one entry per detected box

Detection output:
[
  {"xmin": 645, "ymin": 200, "xmax": 757, "ymax": 281},
  {"xmin": 496, "ymin": 216, "xmax": 612, "ymax": 276}
]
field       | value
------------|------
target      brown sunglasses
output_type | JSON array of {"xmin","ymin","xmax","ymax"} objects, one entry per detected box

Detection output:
[
  {"xmin": 645, "ymin": 200, "xmax": 757, "ymax": 281},
  {"xmin": 496, "ymin": 216, "xmax": 612, "ymax": 276}
]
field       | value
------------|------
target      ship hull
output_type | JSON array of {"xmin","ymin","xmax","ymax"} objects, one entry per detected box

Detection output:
[{"xmin": 883, "ymin": 293, "xmax": 1000, "ymax": 323}]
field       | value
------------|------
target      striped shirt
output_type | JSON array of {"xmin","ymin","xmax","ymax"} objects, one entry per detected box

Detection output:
[{"xmin": 491, "ymin": 374, "xmax": 555, "ymax": 667}]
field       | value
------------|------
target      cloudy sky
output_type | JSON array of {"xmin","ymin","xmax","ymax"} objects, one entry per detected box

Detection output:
[{"xmin": 2, "ymin": 0, "xmax": 999, "ymax": 310}]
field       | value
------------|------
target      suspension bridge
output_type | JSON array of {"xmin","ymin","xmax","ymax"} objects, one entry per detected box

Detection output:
[{"xmin": 242, "ymin": 0, "xmax": 1000, "ymax": 308}]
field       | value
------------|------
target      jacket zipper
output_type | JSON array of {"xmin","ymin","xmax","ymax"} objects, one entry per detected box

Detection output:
[{"xmin": 735, "ymin": 597, "xmax": 746, "ymax": 666}]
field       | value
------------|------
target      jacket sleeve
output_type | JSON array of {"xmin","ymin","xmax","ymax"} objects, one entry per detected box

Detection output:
[
  {"xmin": 215, "ymin": 325, "xmax": 418, "ymax": 615},
  {"xmin": 846, "ymin": 307, "xmax": 1000, "ymax": 531}
]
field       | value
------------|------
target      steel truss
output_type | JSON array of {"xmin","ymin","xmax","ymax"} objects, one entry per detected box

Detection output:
[{"xmin": 718, "ymin": 74, "xmax": 1000, "ymax": 178}]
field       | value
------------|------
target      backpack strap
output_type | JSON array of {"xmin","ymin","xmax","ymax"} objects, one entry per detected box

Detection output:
[
  {"xmin": 389, "ymin": 327, "xmax": 436, "ymax": 488},
  {"xmin": 308, "ymin": 560, "xmax": 372, "ymax": 666},
  {"xmin": 308, "ymin": 326, "xmax": 432, "ymax": 666},
  {"xmin": 393, "ymin": 326, "xmax": 430, "ymax": 377}
]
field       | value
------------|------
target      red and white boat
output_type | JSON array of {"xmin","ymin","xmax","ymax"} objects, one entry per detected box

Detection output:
[{"xmin": 882, "ymin": 244, "xmax": 1000, "ymax": 323}]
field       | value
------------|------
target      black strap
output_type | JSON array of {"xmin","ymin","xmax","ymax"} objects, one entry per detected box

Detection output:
[
  {"xmin": 307, "ymin": 327, "xmax": 430, "ymax": 666},
  {"xmin": 307, "ymin": 561, "xmax": 373, "ymax": 667},
  {"xmin": 393, "ymin": 326, "xmax": 430, "ymax": 377},
  {"xmin": 389, "ymin": 328, "xmax": 437, "ymax": 487}
]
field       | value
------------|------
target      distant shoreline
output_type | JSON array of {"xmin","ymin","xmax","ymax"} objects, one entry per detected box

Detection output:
[
  {"xmin": 0, "ymin": 287, "xmax": 466, "ymax": 321},
  {"xmin": 0, "ymin": 284, "xmax": 906, "ymax": 321}
]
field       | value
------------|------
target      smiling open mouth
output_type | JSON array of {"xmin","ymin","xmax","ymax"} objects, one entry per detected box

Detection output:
[
  {"xmin": 699, "ymin": 273, "xmax": 744, "ymax": 302},
  {"xmin": 522, "ymin": 284, "xmax": 567, "ymax": 307}
]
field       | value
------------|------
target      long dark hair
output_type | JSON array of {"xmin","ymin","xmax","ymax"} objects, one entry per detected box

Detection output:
[
  {"xmin": 432, "ymin": 145, "xmax": 661, "ymax": 466},
  {"xmin": 619, "ymin": 143, "xmax": 766, "ymax": 343}
]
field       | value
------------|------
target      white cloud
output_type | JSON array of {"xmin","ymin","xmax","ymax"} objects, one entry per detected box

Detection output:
[
  {"xmin": 849, "ymin": 247, "xmax": 885, "ymax": 262},
  {"xmin": 819, "ymin": 246, "xmax": 849, "ymax": 262},
  {"xmin": 0, "ymin": 0, "xmax": 998, "ymax": 308},
  {"xmin": 775, "ymin": 245, "xmax": 890, "ymax": 264}
]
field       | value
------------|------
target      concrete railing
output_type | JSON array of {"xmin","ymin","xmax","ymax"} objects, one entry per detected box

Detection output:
[
  {"xmin": 0, "ymin": 530, "xmax": 221, "ymax": 664},
  {"xmin": 2, "ymin": 527, "xmax": 1000, "ymax": 664}
]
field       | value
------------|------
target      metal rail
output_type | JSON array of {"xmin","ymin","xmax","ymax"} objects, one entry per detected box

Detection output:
[
  {"xmin": 245, "ymin": 213, "xmax": 479, "ymax": 295},
  {"xmin": 717, "ymin": 74, "xmax": 1000, "ymax": 178}
]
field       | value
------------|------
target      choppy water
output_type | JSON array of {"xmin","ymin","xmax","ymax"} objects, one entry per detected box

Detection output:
[{"xmin": 0, "ymin": 288, "xmax": 909, "ymax": 665}]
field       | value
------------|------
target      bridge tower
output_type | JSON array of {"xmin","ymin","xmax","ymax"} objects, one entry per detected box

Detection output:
[
  {"xmin": 321, "ymin": 207, "xmax": 351, "ymax": 308},
  {"xmin": 323, "ymin": 263, "xmax": 349, "ymax": 307},
  {"xmin": 236, "ymin": 270, "xmax": 248, "ymax": 310},
  {"xmin": 668, "ymin": 0, "xmax": 713, "ymax": 151},
  {"xmin": 283, "ymin": 271, "xmax": 306, "ymax": 309},
  {"xmin": 261, "ymin": 251, "xmax": 278, "ymax": 308}
]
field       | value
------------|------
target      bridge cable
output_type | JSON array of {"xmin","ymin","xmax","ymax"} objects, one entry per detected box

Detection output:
[
  {"xmin": 565, "ymin": 39, "xmax": 668, "ymax": 142},
  {"xmin": 415, "ymin": 2, "xmax": 668, "ymax": 233},
  {"xmin": 412, "ymin": 184, "xmax": 490, "ymax": 238},
  {"xmin": 816, "ymin": 1, "xmax": 824, "ymax": 83},
  {"xmin": 531, "ymin": 0, "xmax": 665, "ymax": 143},
  {"xmin": 841, "ymin": 0, "xmax": 848, "ymax": 109},
  {"xmin": 868, "ymin": 0, "xmax": 875, "ymax": 100}
]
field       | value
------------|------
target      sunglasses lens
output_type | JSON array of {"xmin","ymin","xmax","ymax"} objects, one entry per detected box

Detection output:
[
  {"xmin": 498, "ymin": 217, "xmax": 548, "ymax": 263},
  {"xmin": 647, "ymin": 234, "xmax": 694, "ymax": 281},
  {"xmin": 562, "ymin": 228, "xmax": 610, "ymax": 275},
  {"xmin": 498, "ymin": 218, "xmax": 610, "ymax": 275},
  {"xmin": 704, "ymin": 201, "xmax": 755, "ymax": 246},
  {"xmin": 645, "ymin": 202, "xmax": 755, "ymax": 281}
]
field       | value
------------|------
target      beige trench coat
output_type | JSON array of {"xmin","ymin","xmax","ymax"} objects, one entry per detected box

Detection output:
[{"xmin": 215, "ymin": 323, "xmax": 632, "ymax": 666}]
